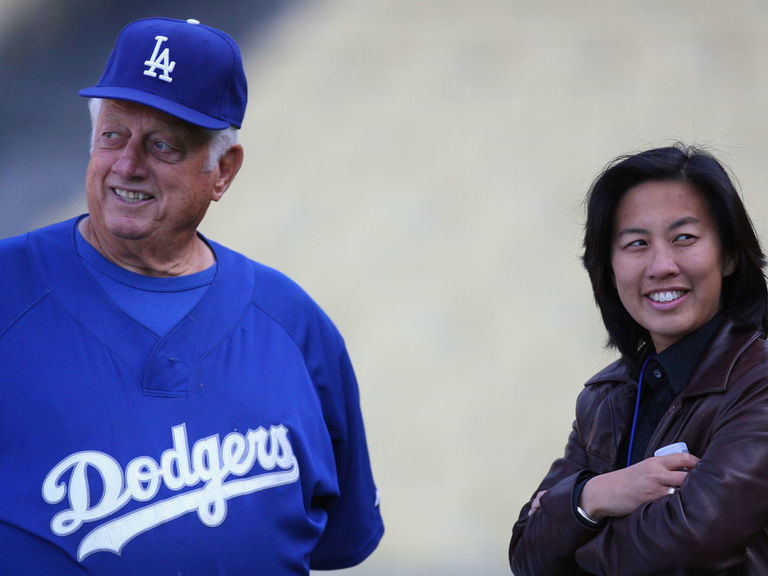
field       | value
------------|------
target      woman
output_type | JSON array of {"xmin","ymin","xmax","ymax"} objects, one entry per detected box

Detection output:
[{"xmin": 509, "ymin": 144, "xmax": 768, "ymax": 575}]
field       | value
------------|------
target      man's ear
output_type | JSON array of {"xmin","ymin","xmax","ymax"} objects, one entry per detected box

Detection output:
[{"xmin": 212, "ymin": 144, "xmax": 244, "ymax": 202}]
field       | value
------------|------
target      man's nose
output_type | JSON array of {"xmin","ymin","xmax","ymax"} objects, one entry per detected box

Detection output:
[{"xmin": 111, "ymin": 140, "xmax": 149, "ymax": 179}]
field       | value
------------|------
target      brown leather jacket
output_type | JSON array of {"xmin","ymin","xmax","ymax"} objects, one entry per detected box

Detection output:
[{"xmin": 509, "ymin": 320, "xmax": 768, "ymax": 575}]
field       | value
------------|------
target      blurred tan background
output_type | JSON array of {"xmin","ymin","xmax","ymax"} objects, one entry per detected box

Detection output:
[{"xmin": 4, "ymin": 2, "xmax": 768, "ymax": 574}]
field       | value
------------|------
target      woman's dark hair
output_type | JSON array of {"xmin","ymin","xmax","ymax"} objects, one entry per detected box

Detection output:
[{"xmin": 582, "ymin": 143, "xmax": 768, "ymax": 365}]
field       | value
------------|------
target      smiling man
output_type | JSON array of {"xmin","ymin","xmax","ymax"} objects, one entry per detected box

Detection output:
[
  {"xmin": 0, "ymin": 17, "xmax": 383, "ymax": 575},
  {"xmin": 81, "ymin": 98, "xmax": 238, "ymax": 276}
]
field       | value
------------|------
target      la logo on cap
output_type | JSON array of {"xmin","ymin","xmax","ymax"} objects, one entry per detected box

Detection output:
[{"xmin": 144, "ymin": 35, "xmax": 176, "ymax": 83}]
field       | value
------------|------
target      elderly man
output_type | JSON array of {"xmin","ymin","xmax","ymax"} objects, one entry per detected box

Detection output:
[{"xmin": 0, "ymin": 17, "xmax": 383, "ymax": 574}]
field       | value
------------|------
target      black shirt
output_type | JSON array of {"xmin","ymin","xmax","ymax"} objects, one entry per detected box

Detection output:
[{"xmin": 625, "ymin": 311, "xmax": 724, "ymax": 466}]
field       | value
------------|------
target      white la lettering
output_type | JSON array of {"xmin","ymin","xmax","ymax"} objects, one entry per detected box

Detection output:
[
  {"xmin": 42, "ymin": 423, "xmax": 299, "ymax": 560},
  {"xmin": 143, "ymin": 35, "xmax": 176, "ymax": 82}
]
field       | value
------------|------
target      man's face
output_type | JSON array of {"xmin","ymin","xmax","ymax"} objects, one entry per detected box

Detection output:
[{"xmin": 85, "ymin": 99, "xmax": 219, "ymax": 247}]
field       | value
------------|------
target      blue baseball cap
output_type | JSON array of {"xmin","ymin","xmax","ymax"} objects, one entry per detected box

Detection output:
[{"xmin": 80, "ymin": 17, "xmax": 247, "ymax": 129}]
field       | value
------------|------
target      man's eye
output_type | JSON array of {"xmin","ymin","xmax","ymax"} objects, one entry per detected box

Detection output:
[{"xmin": 98, "ymin": 131, "xmax": 125, "ymax": 147}]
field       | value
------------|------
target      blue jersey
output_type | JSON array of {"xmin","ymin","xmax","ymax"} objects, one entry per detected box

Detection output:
[{"xmin": 0, "ymin": 218, "xmax": 383, "ymax": 574}]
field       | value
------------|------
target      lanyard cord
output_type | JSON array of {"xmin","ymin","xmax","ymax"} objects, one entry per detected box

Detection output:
[{"xmin": 626, "ymin": 354, "xmax": 654, "ymax": 468}]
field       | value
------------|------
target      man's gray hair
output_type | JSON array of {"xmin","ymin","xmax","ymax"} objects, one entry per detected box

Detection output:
[{"xmin": 88, "ymin": 98, "xmax": 238, "ymax": 171}]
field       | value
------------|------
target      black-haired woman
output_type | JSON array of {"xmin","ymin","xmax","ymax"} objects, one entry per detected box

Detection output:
[{"xmin": 509, "ymin": 144, "xmax": 768, "ymax": 575}]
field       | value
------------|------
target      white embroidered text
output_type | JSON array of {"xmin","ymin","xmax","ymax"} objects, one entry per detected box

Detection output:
[
  {"xmin": 42, "ymin": 423, "xmax": 299, "ymax": 561},
  {"xmin": 143, "ymin": 35, "xmax": 176, "ymax": 82}
]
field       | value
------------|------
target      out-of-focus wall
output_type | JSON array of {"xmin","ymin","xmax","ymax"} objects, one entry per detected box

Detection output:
[{"xmin": 5, "ymin": 2, "xmax": 768, "ymax": 575}]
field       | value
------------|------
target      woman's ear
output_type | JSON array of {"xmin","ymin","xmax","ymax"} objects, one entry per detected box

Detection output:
[{"xmin": 723, "ymin": 254, "xmax": 737, "ymax": 277}]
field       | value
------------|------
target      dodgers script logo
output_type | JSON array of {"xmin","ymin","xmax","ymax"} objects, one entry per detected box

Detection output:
[
  {"xmin": 144, "ymin": 35, "xmax": 176, "ymax": 82},
  {"xmin": 42, "ymin": 423, "xmax": 299, "ymax": 561}
]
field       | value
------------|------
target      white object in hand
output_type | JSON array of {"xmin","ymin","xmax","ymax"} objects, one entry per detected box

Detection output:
[{"xmin": 654, "ymin": 442, "xmax": 689, "ymax": 457}]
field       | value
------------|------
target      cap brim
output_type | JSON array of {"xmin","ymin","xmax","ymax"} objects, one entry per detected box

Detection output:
[{"xmin": 79, "ymin": 86, "xmax": 232, "ymax": 130}]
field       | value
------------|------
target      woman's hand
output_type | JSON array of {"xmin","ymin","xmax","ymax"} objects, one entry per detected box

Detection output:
[
  {"xmin": 528, "ymin": 490, "xmax": 547, "ymax": 516},
  {"xmin": 580, "ymin": 452, "xmax": 700, "ymax": 520}
]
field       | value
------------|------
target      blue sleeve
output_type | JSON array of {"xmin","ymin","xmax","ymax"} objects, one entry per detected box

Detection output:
[
  {"xmin": 245, "ymin": 259, "xmax": 384, "ymax": 569},
  {"xmin": 308, "ymin": 336, "xmax": 384, "ymax": 569}
]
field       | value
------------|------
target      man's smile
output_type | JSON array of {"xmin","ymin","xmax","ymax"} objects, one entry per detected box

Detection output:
[{"xmin": 112, "ymin": 188, "xmax": 154, "ymax": 203}]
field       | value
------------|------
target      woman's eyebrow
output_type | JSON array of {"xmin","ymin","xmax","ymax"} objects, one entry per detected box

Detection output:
[
  {"xmin": 615, "ymin": 216, "xmax": 701, "ymax": 238},
  {"xmin": 668, "ymin": 216, "xmax": 700, "ymax": 231},
  {"xmin": 615, "ymin": 226, "xmax": 647, "ymax": 237}
]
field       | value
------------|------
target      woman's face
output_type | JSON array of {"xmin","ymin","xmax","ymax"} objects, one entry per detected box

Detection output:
[{"xmin": 611, "ymin": 180, "xmax": 734, "ymax": 353}]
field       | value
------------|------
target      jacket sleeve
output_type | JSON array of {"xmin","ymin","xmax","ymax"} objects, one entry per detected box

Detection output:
[
  {"xmin": 509, "ymin": 407, "xmax": 604, "ymax": 575},
  {"xmin": 575, "ymin": 355, "xmax": 768, "ymax": 575}
]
